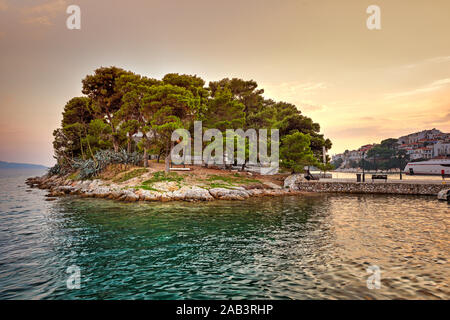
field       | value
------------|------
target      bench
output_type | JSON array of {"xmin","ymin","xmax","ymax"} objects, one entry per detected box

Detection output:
[
  {"xmin": 371, "ymin": 174, "xmax": 387, "ymax": 182},
  {"xmin": 304, "ymin": 173, "xmax": 319, "ymax": 181}
]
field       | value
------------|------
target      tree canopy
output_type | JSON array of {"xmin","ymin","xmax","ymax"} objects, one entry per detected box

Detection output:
[{"xmin": 53, "ymin": 66, "xmax": 332, "ymax": 173}]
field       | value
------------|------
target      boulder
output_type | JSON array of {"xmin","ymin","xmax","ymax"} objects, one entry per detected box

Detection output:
[
  {"xmin": 153, "ymin": 181, "xmax": 179, "ymax": 192},
  {"xmin": 140, "ymin": 190, "xmax": 162, "ymax": 201},
  {"xmin": 209, "ymin": 187, "xmax": 250, "ymax": 200},
  {"xmin": 92, "ymin": 186, "xmax": 112, "ymax": 198},
  {"xmin": 437, "ymin": 189, "xmax": 449, "ymax": 201},
  {"xmin": 246, "ymin": 189, "xmax": 265, "ymax": 197},
  {"xmin": 120, "ymin": 190, "xmax": 139, "ymax": 202},
  {"xmin": 182, "ymin": 186, "xmax": 213, "ymax": 201},
  {"xmin": 108, "ymin": 190, "xmax": 123, "ymax": 200},
  {"xmin": 283, "ymin": 173, "xmax": 306, "ymax": 189},
  {"xmin": 262, "ymin": 181, "xmax": 282, "ymax": 190},
  {"xmin": 243, "ymin": 183, "xmax": 264, "ymax": 190}
]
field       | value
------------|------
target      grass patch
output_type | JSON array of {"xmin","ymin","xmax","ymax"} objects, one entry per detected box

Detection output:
[
  {"xmin": 137, "ymin": 185, "xmax": 160, "ymax": 192},
  {"xmin": 113, "ymin": 168, "xmax": 148, "ymax": 183},
  {"xmin": 206, "ymin": 182, "xmax": 235, "ymax": 189},
  {"xmin": 205, "ymin": 175, "xmax": 236, "ymax": 184},
  {"xmin": 142, "ymin": 171, "xmax": 184, "ymax": 185},
  {"xmin": 205, "ymin": 174, "xmax": 261, "ymax": 185},
  {"xmin": 68, "ymin": 172, "xmax": 79, "ymax": 180}
]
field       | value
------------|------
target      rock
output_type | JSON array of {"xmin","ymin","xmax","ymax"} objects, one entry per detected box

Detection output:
[
  {"xmin": 243, "ymin": 183, "xmax": 264, "ymax": 190},
  {"xmin": 153, "ymin": 181, "xmax": 179, "ymax": 192},
  {"xmin": 167, "ymin": 188, "xmax": 186, "ymax": 201},
  {"xmin": 246, "ymin": 189, "xmax": 265, "ymax": 197},
  {"xmin": 48, "ymin": 189, "xmax": 65, "ymax": 197},
  {"xmin": 283, "ymin": 173, "xmax": 306, "ymax": 189},
  {"xmin": 437, "ymin": 189, "xmax": 449, "ymax": 201},
  {"xmin": 209, "ymin": 187, "xmax": 250, "ymax": 200},
  {"xmin": 108, "ymin": 190, "xmax": 123, "ymax": 200},
  {"xmin": 183, "ymin": 186, "xmax": 214, "ymax": 201},
  {"xmin": 120, "ymin": 190, "xmax": 139, "ymax": 202},
  {"xmin": 78, "ymin": 181, "xmax": 91, "ymax": 190},
  {"xmin": 262, "ymin": 181, "xmax": 282, "ymax": 190},
  {"xmin": 88, "ymin": 179, "xmax": 102, "ymax": 190},
  {"xmin": 92, "ymin": 187, "xmax": 112, "ymax": 198},
  {"xmin": 56, "ymin": 186, "xmax": 75, "ymax": 194},
  {"xmin": 265, "ymin": 189, "xmax": 285, "ymax": 196},
  {"xmin": 139, "ymin": 190, "xmax": 162, "ymax": 201},
  {"xmin": 156, "ymin": 186, "xmax": 213, "ymax": 202}
]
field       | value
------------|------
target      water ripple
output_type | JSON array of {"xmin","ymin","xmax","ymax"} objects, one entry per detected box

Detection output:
[{"xmin": 0, "ymin": 169, "xmax": 449, "ymax": 299}]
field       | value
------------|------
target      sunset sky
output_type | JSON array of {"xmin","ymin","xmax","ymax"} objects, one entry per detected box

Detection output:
[{"xmin": 0, "ymin": 0, "xmax": 449, "ymax": 166}]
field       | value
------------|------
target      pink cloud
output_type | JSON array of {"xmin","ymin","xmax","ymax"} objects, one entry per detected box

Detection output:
[{"xmin": 20, "ymin": 0, "xmax": 67, "ymax": 26}]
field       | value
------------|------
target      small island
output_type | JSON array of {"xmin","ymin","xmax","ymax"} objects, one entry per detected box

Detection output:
[{"xmin": 27, "ymin": 67, "xmax": 333, "ymax": 202}]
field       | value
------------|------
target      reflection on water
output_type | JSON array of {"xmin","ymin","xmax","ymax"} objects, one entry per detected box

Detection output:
[{"xmin": 0, "ymin": 170, "xmax": 448, "ymax": 299}]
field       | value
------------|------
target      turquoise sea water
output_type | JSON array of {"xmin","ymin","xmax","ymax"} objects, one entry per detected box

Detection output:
[{"xmin": 0, "ymin": 169, "xmax": 448, "ymax": 299}]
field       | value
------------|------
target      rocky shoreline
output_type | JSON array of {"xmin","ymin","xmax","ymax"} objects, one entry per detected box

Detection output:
[
  {"xmin": 26, "ymin": 174, "xmax": 304, "ymax": 202},
  {"xmin": 26, "ymin": 172, "xmax": 447, "ymax": 203}
]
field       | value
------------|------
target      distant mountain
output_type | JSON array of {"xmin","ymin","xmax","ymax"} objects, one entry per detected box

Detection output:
[{"xmin": 0, "ymin": 161, "xmax": 47, "ymax": 170}]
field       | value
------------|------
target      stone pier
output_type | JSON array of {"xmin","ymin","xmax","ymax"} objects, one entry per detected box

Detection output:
[{"xmin": 294, "ymin": 180, "xmax": 448, "ymax": 196}]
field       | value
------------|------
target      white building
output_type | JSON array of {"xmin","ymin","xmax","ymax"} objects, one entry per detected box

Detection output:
[
  {"xmin": 433, "ymin": 141, "xmax": 450, "ymax": 158},
  {"xmin": 398, "ymin": 128, "xmax": 442, "ymax": 145},
  {"xmin": 410, "ymin": 147, "xmax": 433, "ymax": 160}
]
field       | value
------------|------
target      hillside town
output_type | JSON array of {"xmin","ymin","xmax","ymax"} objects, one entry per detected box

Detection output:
[{"xmin": 332, "ymin": 129, "xmax": 450, "ymax": 169}]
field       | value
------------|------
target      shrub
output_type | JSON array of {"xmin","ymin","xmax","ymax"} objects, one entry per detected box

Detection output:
[
  {"xmin": 47, "ymin": 163, "xmax": 72, "ymax": 176},
  {"xmin": 73, "ymin": 149, "xmax": 143, "ymax": 180}
]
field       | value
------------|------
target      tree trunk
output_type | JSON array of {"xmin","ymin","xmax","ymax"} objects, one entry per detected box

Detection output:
[
  {"xmin": 164, "ymin": 141, "xmax": 172, "ymax": 174},
  {"xmin": 113, "ymin": 139, "xmax": 119, "ymax": 153},
  {"xmin": 127, "ymin": 137, "xmax": 132, "ymax": 154},
  {"xmin": 165, "ymin": 153, "xmax": 170, "ymax": 173},
  {"xmin": 79, "ymin": 135, "xmax": 85, "ymax": 160},
  {"xmin": 143, "ymin": 149, "xmax": 148, "ymax": 168},
  {"xmin": 107, "ymin": 114, "xmax": 119, "ymax": 153}
]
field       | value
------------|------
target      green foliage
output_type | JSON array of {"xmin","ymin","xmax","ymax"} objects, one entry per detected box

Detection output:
[
  {"xmin": 203, "ymin": 88, "xmax": 245, "ymax": 131},
  {"xmin": 205, "ymin": 174, "xmax": 261, "ymax": 184},
  {"xmin": 68, "ymin": 172, "xmax": 80, "ymax": 180},
  {"xmin": 82, "ymin": 67, "xmax": 135, "ymax": 152},
  {"xmin": 53, "ymin": 67, "xmax": 333, "ymax": 171},
  {"xmin": 272, "ymin": 102, "xmax": 331, "ymax": 159},
  {"xmin": 331, "ymin": 157, "xmax": 343, "ymax": 169},
  {"xmin": 280, "ymin": 132, "xmax": 317, "ymax": 173},
  {"xmin": 316, "ymin": 162, "xmax": 335, "ymax": 172},
  {"xmin": 47, "ymin": 163, "xmax": 72, "ymax": 176},
  {"xmin": 137, "ymin": 185, "xmax": 160, "ymax": 192},
  {"xmin": 113, "ymin": 168, "xmax": 148, "ymax": 183},
  {"xmin": 48, "ymin": 163, "xmax": 61, "ymax": 176},
  {"xmin": 206, "ymin": 182, "xmax": 235, "ymax": 189},
  {"xmin": 53, "ymin": 97, "xmax": 94, "ymax": 161},
  {"xmin": 142, "ymin": 171, "xmax": 184, "ymax": 185},
  {"xmin": 367, "ymin": 145, "xmax": 395, "ymax": 159},
  {"xmin": 365, "ymin": 140, "xmax": 409, "ymax": 170}
]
